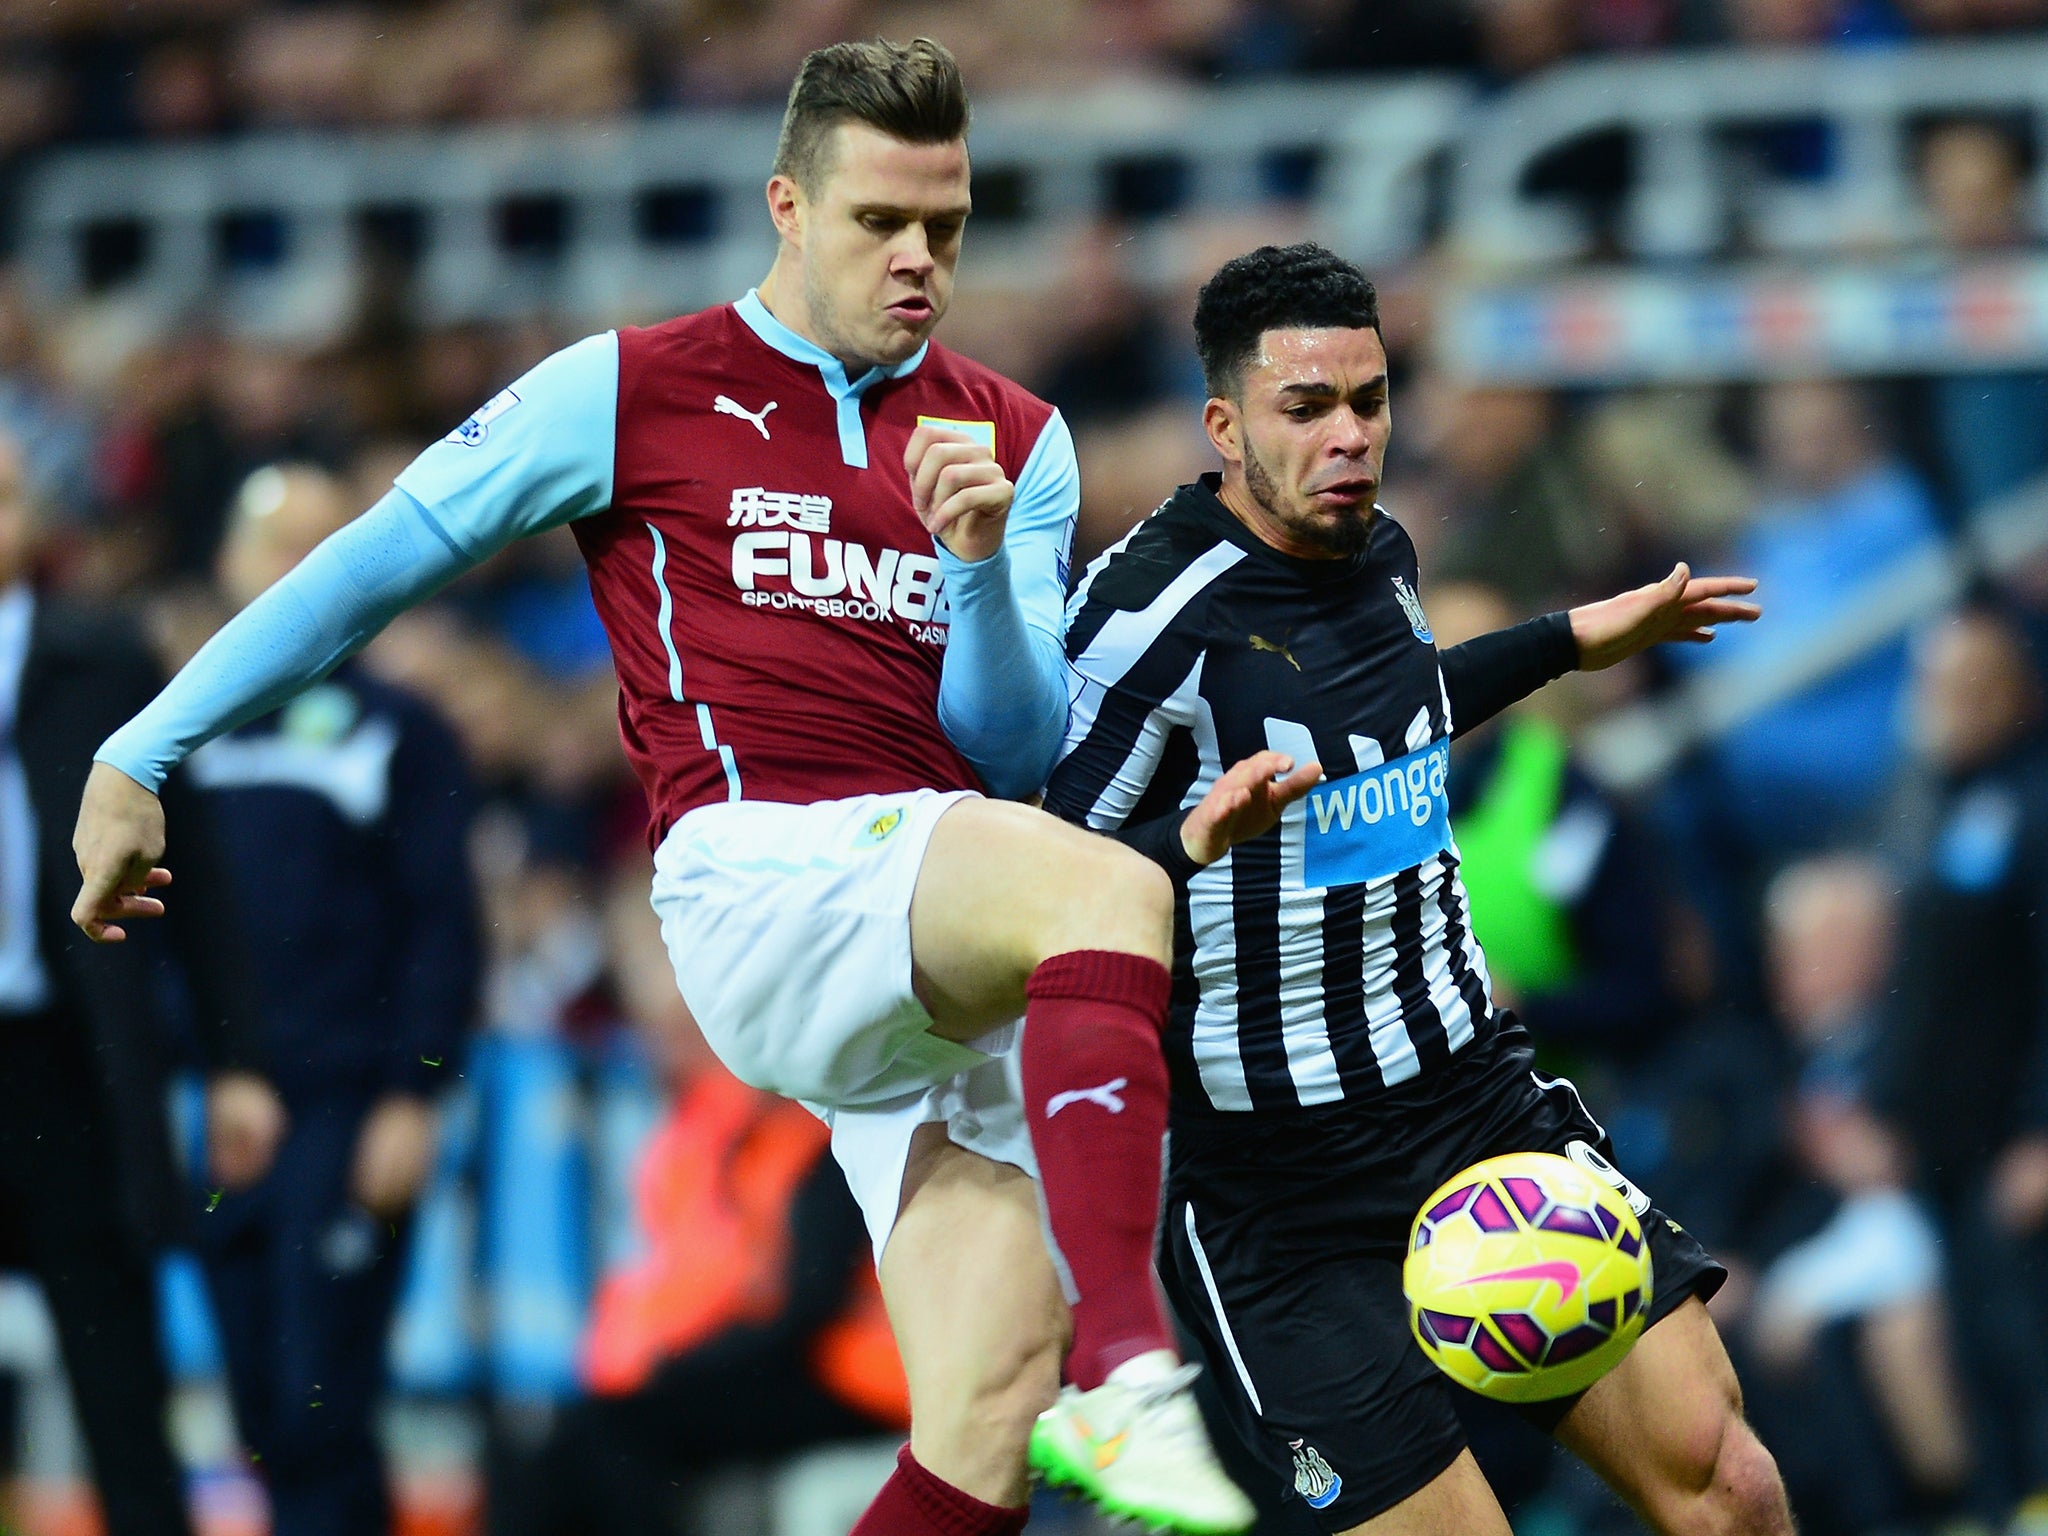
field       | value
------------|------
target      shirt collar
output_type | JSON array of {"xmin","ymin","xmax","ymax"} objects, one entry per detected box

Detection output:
[{"xmin": 733, "ymin": 289, "xmax": 929, "ymax": 400}]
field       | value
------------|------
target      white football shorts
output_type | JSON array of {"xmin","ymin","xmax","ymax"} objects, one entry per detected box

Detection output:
[{"xmin": 650, "ymin": 787, "xmax": 1036, "ymax": 1255}]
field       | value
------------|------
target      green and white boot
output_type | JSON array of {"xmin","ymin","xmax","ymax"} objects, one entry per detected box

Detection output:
[{"xmin": 1030, "ymin": 1351, "xmax": 1256, "ymax": 1534}]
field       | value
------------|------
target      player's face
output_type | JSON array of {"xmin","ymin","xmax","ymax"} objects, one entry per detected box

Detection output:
[
  {"xmin": 792, "ymin": 124, "xmax": 971, "ymax": 370},
  {"xmin": 1208, "ymin": 326, "xmax": 1390, "ymax": 560}
]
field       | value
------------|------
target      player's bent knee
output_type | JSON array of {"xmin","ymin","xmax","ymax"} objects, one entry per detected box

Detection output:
[
  {"xmin": 1034, "ymin": 835, "xmax": 1174, "ymax": 968},
  {"xmin": 1668, "ymin": 1420, "xmax": 1790, "ymax": 1536},
  {"xmin": 1713, "ymin": 1427, "xmax": 1791, "ymax": 1536}
]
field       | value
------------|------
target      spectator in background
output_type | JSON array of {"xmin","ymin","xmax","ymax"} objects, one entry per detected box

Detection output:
[
  {"xmin": 186, "ymin": 463, "xmax": 481, "ymax": 1536},
  {"xmin": 1429, "ymin": 580, "xmax": 1681, "ymax": 1063},
  {"xmin": 490, "ymin": 869, "xmax": 907, "ymax": 1536},
  {"xmin": 1683, "ymin": 377, "xmax": 1944, "ymax": 849},
  {"xmin": 1037, "ymin": 223, "xmax": 1180, "ymax": 432},
  {"xmin": 0, "ymin": 278, "xmax": 91, "ymax": 527},
  {"xmin": 1915, "ymin": 116, "xmax": 2048, "ymax": 518},
  {"xmin": 0, "ymin": 423, "xmax": 283, "ymax": 1536},
  {"xmin": 1734, "ymin": 856, "xmax": 1973, "ymax": 1532},
  {"xmin": 1404, "ymin": 375, "xmax": 1612, "ymax": 608},
  {"xmin": 1870, "ymin": 603, "xmax": 2048, "ymax": 1515}
]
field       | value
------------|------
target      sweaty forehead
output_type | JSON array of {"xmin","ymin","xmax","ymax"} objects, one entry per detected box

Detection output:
[
  {"xmin": 1250, "ymin": 326, "xmax": 1387, "ymax": 390},
  {"xmin": 818, "ymin": 123, "xmax": 971, "ymax": 210}
]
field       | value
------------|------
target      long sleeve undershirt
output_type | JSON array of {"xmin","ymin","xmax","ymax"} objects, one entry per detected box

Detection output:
[{"xmin": 1104, "ymin": 610, "xmax": 1581, "ymax": 885}]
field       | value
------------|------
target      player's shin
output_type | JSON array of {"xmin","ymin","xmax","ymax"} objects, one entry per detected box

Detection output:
[
  {"xmin": 1020, "ymin": 949, "xmax": 1177, "ymax": 1390},
  {"xmin": 850, "ymin": 1445, "xmax": 1029, "ymax": 1536}
]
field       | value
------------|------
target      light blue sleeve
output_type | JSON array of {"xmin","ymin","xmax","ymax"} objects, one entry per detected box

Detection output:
[
  {"xmin": 394, "ymin": 330, "xmax": 618, "ymax": 553},
  {"xmin": 936, "ymin": 408, "xmax": 1078, "ymax": 800},
  {"xmin": 96, "ymin": 334, "xmax": 620, "ymax": 792}
]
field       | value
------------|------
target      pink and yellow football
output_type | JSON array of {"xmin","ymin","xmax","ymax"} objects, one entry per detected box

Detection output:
[{"xmin": 1403, "ymin": 1150, "xmax": 1654, "ymax": 1403}]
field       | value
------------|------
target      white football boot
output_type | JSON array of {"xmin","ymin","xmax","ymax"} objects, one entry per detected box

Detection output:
[{"xmin": 1030, "ymin": 1350, "xmax": 1257, "ymax": 1534}]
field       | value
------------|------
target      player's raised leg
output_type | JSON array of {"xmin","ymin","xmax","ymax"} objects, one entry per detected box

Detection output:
[
  {"xmin": 1553, "ymin": 1297, "xmax": 1794, "ymax": 1536},
  {"xmin": 910, "ymin": 796, "xmax": 1254, "ymax": 1532}
]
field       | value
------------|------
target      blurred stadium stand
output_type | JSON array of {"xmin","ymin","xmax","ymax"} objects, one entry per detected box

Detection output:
[{"xmin": 2, "ymin": 4, "xmax": 2048, "ymax": 1534}]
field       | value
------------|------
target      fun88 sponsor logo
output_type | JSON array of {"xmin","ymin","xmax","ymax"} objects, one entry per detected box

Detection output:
[
  {"xmin": 728, "ymin": 486, "xmax": 833, "ymax": 533},
  {"xmin": 1300, "ymin": 740, "xmax": 1452, "ymax": 889},
  {"xmin": 729, "ymin": 488, "xmax": 948, "ymax": 642}
]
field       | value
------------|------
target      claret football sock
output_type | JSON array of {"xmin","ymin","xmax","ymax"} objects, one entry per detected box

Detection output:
[
  {"xmin": 1021, "ymin": 948, "xmax": 1177, "ymax": 1391},
  {"xmin": 848, "ymin": 1445, "xmax": 1029, "ymax": 1536}
]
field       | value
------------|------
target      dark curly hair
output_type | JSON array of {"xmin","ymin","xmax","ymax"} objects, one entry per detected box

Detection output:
[{"xmin": 1193, "ymin": 243, "xmax": 1380, "ymax": 400}]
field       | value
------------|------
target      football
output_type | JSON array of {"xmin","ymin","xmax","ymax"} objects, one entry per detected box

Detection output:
[{"xmin": 1403, "ymin": 1150, "xmax": 1654, "ymax": 1403}]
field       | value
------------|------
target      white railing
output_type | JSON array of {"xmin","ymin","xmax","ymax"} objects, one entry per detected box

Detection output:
[
  {"xmin": 1450, "ymin": 40, "xmax": 2048, "ymax": 268},
  {"xmin": 27, "ymin": 39, "xmax": 2048, "ymax": 333},
  {"xmin": 15, "ymin": 77, "xmax": 1471, "ymax": 338}
]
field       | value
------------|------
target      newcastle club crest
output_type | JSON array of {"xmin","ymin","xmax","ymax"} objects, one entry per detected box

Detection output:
[
  {"xmin": 1290, "ymin": 1439, "xmax": 1343, "ymax": 1510},
  {"xmin": 1391, "ymin": 576, "xmax": 1433, "ymax": 642}
]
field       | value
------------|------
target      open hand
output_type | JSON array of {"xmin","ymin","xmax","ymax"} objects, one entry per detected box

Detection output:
[
  {"xmin": 1181, "ymin": 750, "xmax": 1324, "ymax": 867},
  {"xmin": 351, "ymin": 1093, "xmax": 439, "ymax": 1218},
  {"xmin": 207, "ymin": 1072, "xmax": 287, "ymax": 1191},
  {"xmin": 1569, "ymin": 563, "xmax": 1760, "ymax": 671},
  {"xmin": 71, "ymin": 761, "xmax": 171, "ymax": 942},
  {"xmin": 905, "ymin": 423, "xmax": 1012, "ymax": 564}
]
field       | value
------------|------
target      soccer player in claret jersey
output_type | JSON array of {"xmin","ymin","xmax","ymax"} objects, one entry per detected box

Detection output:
[
  {"xmin": 1046, "ymin": 245, "xmax": 1795, "ymax": 1534},
  {"xmin": 69, "ymin": 39, "xmax": 1254, "ymax": 1536}
]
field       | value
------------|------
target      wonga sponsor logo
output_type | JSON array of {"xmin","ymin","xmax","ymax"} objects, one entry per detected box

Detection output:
[
  {"xmin": 727, "ymin": 487, "xmax": 948, "ymax": 641},
  {"xmin": 1301, "ymin": 739, "xmax": 1451, "ymax": 889}
]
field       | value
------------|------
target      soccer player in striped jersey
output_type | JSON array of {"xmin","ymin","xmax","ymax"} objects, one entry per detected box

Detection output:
[
  {"xmin": 1045, "ymin": 244, "xmax": 1792, "ymax": 1534},
  {"xmin": 69, "ymin": 40, "xmax": 1254, "ymax": 1536}
]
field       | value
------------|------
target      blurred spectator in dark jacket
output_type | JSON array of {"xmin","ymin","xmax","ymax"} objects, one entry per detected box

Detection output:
[
  {"xmin": 1406, "ymin": 375, "xmax": 1613, "ymax": 608},
  {"xmin": 185, "ymin": 463, "xmax": 481, "ymax": 1536},
  {"xmin": 1, "ymin": 423, "xmax": 281, "ymax": 1536},
  {"xmin": 490, "ymin": 868, "xmax": 907, "ymax": 1536},
  {"xmin": 1871, "ymin": 602, "xmax": 2048, "ymax": 1513},
  {"xmin": 1735, "ymin": 855, "xmax": 1974, "ymax": 1530}
]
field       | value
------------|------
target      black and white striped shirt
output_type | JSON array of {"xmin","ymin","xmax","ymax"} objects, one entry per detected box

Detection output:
[{"xmin": 1045, "ymin": 476, "xmax": 1577, "ymax": 1117}]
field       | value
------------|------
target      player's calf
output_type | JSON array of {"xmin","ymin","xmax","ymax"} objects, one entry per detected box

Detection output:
[
  {"xmin": 1558, "ymin": 1299, "xmax": 1794, "ymax": 1536},
  {"xmin": 880, "ymin": 1132, "xmax": 1069, "ymax": 1509}
]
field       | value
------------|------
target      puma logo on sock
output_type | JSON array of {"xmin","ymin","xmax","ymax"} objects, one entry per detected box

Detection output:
[{"xmin": 1047, "ymin": 1078, "xmax": 1129, "ymax": 1117}]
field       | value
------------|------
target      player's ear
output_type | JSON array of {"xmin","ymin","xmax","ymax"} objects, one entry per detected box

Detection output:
[
  {"xmin": 765, "ymin": 174, "xmax": 805, "ymax": 245},
  {"xmin": 1203, "ymin": 396, "xmax": 1242, "ymax": 465}
]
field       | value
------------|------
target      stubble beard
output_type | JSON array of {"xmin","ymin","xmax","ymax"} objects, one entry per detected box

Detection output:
[
  {"xmin": 801, "ymin": 260, "xmax": 929, "ymax": 373},
  {"xmin": 1243, "ymin": 438, "xmax": 1373, "ymax": 558},
  {"xmin": 801, "ymin": 261, "xmax": 874, "ymax": 371}
]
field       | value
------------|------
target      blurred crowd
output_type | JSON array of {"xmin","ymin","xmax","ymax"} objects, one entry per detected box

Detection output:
[
  {"xmin": 0, "ymin": 9, "xmax": 2042, "ymax": 1536},
  {"xmin": 0, "ymin": 0, "xmax": 2039, "ymax": 158}
]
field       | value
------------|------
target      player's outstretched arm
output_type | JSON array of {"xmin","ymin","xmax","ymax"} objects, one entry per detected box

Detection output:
[
  {"xmin": 1437, "ymin": 563, "xmax": 1761, "ymax": 740},
  {"xmin": 1570, "ymin": 562, "xmax": 1760, "ymax": 671},
  {"xmin": 77, "ymin": 331, "xmax": 620, "ymax": 943},
  {"xmin": 74, "ymin": 488, "xmax": 478, "ymax": 941}
]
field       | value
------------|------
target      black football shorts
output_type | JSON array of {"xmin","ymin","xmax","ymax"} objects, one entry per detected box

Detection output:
[{"xmin": 1160, "ymin": 1020, "xmax": 1724, "ymax": 1529}]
